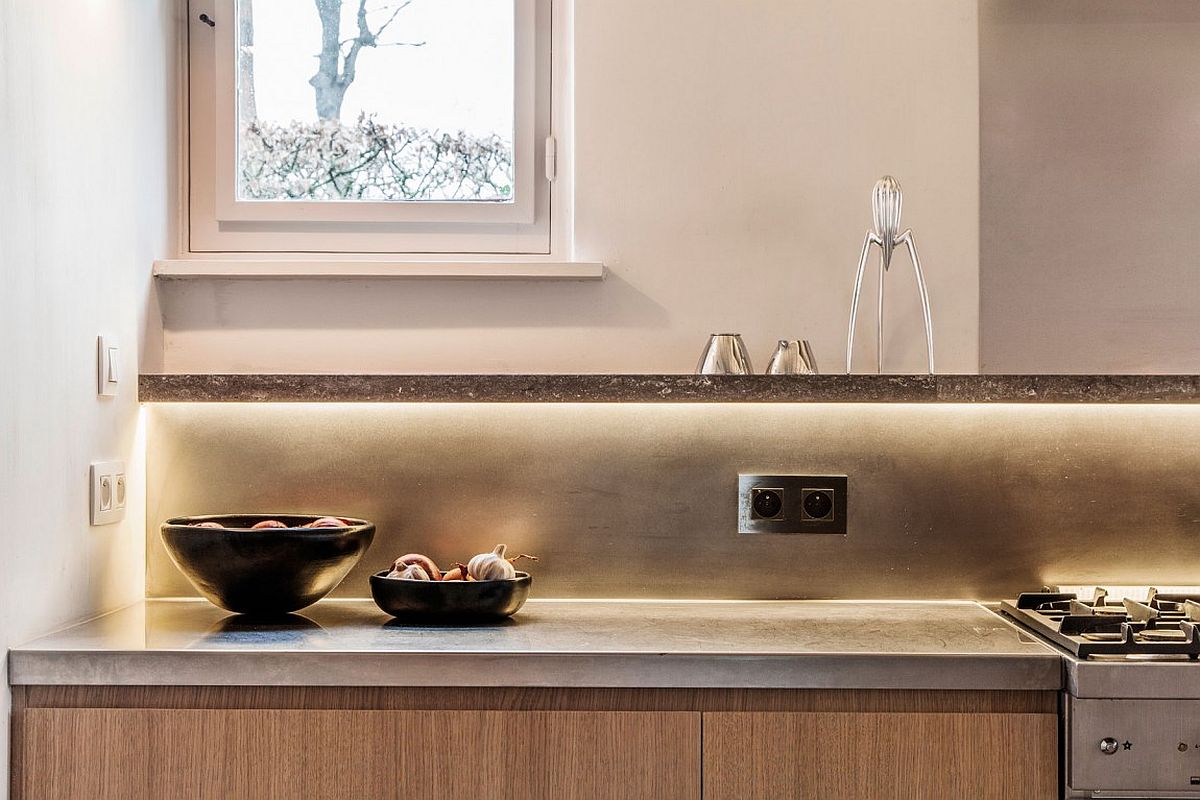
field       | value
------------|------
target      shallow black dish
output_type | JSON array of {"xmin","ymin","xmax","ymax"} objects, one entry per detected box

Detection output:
[
  {"xmin": 162, "ymin": 514, "xmax": 375, "ymax": 615},
  {"xmin": 370, "ymin": 570, "xmax": 531, "ymax": 622}
]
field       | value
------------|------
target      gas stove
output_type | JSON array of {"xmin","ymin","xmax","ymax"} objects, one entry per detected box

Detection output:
[
  {"xmin": 1001, "ymin": 585, "xmax": 1200, "ymax": 799},
  {"xmin": 1001, "ymin": 586, "xmax": 1200, "ymax": 660}
]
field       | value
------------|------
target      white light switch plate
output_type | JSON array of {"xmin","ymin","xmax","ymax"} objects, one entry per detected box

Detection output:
[
  {"xmin": 97, "ymin": 335, "xmax": 118, "ymax": 397},
  {"xmin": 90, "ymin": 461, "xmax": 126, "ymax": 526}
]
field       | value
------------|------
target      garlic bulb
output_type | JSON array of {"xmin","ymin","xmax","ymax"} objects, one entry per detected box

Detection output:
[
  {"xmin": 467, "ymin": 544, "xmax": 517, "ymax": 581},
  {"xmin": 392, "ymin": 563, "xmax": 431, "ymax": 581}
]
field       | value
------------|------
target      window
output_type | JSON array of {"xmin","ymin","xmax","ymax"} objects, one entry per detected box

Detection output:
[{"xmin": 188, "ymin": 0, "xmax": 556, "ymax": 254}]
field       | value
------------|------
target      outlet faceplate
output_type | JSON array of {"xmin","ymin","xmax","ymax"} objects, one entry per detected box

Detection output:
[
  {"xmin": 90, "ymin": 461, "xmax": 126, "ymax": 526},
  {"xmin": 738, "ymin": 474, "xmax": 847, "ymax": 535}
]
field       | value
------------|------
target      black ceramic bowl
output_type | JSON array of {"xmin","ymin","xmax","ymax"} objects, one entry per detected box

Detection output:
[
  {"xmin": 161, "ymin": 514, "xmax": 375, "ymax": 615},
  {"xmin": 370, "ymin": 570, "xmax": 532, "ymax": 622}
]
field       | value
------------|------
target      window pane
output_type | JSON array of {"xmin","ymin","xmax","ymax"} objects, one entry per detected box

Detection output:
[{"xmin": 237, "ymin": 0, "xmax": 515, "ymax": 203}]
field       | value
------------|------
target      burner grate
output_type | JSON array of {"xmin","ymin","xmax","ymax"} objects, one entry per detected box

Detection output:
[{"xmin": 1001, "ymin": 590, "xmax": 1200, "ymax": 659}]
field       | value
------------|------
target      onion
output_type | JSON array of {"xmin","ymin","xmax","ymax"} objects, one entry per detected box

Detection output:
[
  {"xmin": 390, "ymin": 553, "xmax": 442, "ymax": 581},
  {"xmin": 306, "ymin": 516, "xmax": 348, "ymax": 528}
]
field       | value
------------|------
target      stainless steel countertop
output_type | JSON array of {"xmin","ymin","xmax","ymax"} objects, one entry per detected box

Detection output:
[{"xmin": 7, "ymin": 599, "xmax": 1063, "ymax": 690}]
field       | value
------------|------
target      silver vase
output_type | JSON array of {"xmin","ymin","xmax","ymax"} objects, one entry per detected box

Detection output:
[
  {"xmin": 696, "ymin": 334, "xmax": 754, "ymax": 375},
  {"xmin": 766, "ymin": 340, "xmax": 818, "ymax": 375}
]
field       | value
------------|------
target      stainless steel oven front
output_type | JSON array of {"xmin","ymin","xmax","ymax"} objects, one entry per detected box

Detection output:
[{"xmin": 1067, "ymin": 697, "xmax": 1200, "ymax": 798}]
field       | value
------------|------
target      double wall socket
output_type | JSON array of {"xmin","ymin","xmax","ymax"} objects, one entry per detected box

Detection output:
[
  {"xmin": 90, "ymin": 461, "xmax": 126, "ymax": 526},
  {"xmin": 738, "ymin": 474, "xmax": 848, "ymax": 535}
]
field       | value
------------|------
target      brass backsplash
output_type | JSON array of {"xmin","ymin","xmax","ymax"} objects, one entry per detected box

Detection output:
[{"xmin": 146, "ymin": 403, "xmax": 1200, "ymax": 601}]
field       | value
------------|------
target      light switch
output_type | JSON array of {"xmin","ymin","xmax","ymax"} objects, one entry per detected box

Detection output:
[
  {"xmin": 97, "ymin": 335, "xmax": 118, "ymax": 397},
  {"xmin": 91, "ymin": 461, "xmax": 125, "ymax": 526}
]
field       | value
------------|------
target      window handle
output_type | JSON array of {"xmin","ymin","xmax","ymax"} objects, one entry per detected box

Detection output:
[
  {"xmin": 198, "ymin": 13, "xmax": 215, "ymax": 28},
  {"xmin": 544, "ymin": 136, "xmax": 557, "ymax": 183}
]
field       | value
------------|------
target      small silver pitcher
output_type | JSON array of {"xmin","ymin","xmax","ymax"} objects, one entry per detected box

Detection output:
[
  {"xmin": 696, "ymin": 334, "xmax": 754, "ymax": 375},
  {"xmin": 766, "ymin": 340, "xmax": 818, "ymax": 375}
]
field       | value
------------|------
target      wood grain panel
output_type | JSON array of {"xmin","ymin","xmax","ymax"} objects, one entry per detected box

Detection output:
[
  {"xmin": 703, "ymin": 711, "xmax": 1058, "ymax": 800},
  {"xmin": 23, "ymin": 685, "xmax": 1057, "ymax": 714},
  {"xmin": 10, "ymin": 686, "xmax": 26, "ymax": 800},
  {"xmin": 19, "ymin": 708, "xmax": 700, "ymax": 800}
]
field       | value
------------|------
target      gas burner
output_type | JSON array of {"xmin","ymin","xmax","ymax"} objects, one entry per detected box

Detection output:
[{"xmin": 1000, "ymin": 587, "xmax": 1200, "ymax": 660}]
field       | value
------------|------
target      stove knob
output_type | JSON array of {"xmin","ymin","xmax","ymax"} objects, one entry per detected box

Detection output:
[{"xmin": 1099, "ymin": 738, "xmax": 1119, "ymax": 755}]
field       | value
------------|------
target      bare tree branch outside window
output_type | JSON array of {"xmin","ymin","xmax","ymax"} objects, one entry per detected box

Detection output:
[{"xmin": 237, "ymin": 0, "xmax": 515, "ymax": 203}]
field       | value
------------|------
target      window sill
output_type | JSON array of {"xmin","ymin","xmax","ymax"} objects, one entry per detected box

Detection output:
[{"xmin": 153, "ymin": 259, "xmax": 606, "ymax": 281}]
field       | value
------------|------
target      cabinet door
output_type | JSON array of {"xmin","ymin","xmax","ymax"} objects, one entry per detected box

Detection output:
[
  {"xmin": 702, "ymin": 711, "xmax": 1057, "ymax": 800},
  {"xmin": 19, "ymin": 709, "xmax": 700, "ymax": 800}
]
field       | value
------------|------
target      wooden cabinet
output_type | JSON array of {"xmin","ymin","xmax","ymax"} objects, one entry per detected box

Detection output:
[
  {"xmin": 12, "ymin": 687, "xmax": 1055, "ymax": 800},
  {"xmin": 703, "ymin": 711, "xmax": 1057, "ymax": 800},
  {"xmin": 18, "ymin": 708, "xmax": 699, "ymax": 800}
]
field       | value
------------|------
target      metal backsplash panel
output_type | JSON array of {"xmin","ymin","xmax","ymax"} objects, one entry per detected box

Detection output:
[{"xmin": 146, "ymin": 403, "xmax": 1200, "ymax": 600}]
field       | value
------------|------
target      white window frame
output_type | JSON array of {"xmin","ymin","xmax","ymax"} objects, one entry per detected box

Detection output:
[{"xmin": 186, "ymin": 0, "xmax": 558, "ymax": 255}]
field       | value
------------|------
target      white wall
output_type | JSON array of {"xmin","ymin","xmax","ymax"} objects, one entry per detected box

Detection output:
[
  {"xmin": 0, "ymin": 1, "xmax": 175, "ymax": 796},
  {"xmin": 980, "ymin": 1, "xmax": 1200, "ymax": 373},
  {"xmin": 159, "ymin": 0, "xmax": 980, "ymax": 374}
]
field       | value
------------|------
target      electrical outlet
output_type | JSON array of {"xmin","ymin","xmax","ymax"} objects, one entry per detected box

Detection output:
[
  {"xmin": 90, "ymin": 461, "xmax": 125, "ymax": 525},
  {"xmin": 738, "ymin": 474, "xmax": 847, "ymax": 535}
]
